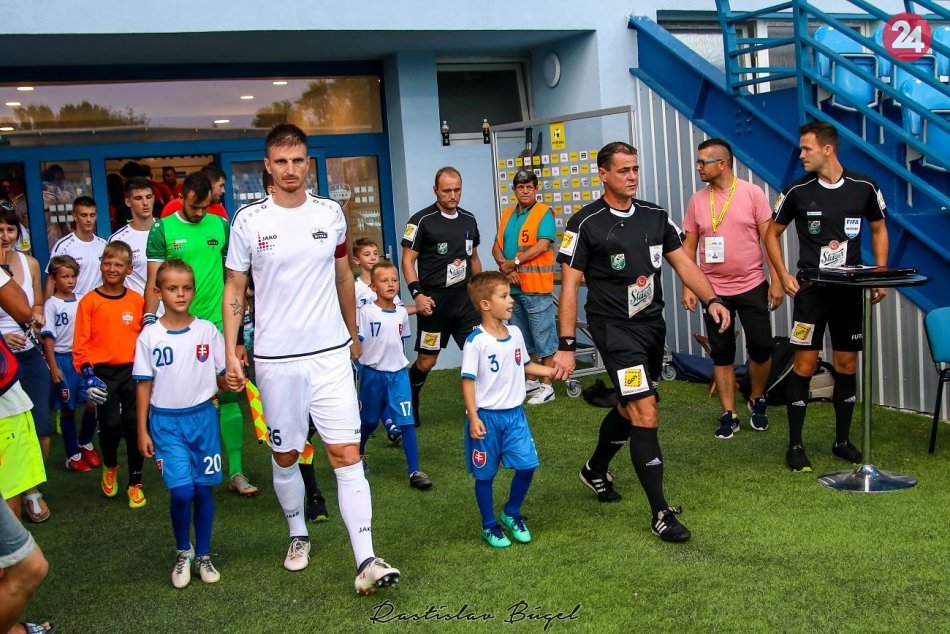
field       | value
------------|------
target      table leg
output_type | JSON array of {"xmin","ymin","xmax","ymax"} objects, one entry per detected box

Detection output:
[{"xmin": 818, "ymin": 288, "xmax": 917, "ymax": 492}]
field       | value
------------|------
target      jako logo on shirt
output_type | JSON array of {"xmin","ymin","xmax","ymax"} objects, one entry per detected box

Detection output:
[
  {"xmin": 256, "ymin": 233, "xmax": 277, "ymax": 253},
  {"xmin": 196, "ymin": 344, "xmax": 209, "ymax": 362}
]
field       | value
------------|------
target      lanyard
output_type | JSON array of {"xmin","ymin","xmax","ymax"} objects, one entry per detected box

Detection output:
[{"xmin": 710, "ymin": 177, "xmax": 737, "ymax": 233}]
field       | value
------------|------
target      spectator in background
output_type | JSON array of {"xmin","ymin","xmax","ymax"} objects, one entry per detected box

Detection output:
[
  {"xmin": 162, "ymin": 166, "xmax": 182, "ymax": 198},
  {"xmin": 162, "ymin": 164, "xmax": 229, "ymax": 220}
]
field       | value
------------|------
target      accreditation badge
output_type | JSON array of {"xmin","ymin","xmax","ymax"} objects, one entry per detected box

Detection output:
[{"xmin": 703, "ymin": 236, "xmax": 725, "ymax": 263}]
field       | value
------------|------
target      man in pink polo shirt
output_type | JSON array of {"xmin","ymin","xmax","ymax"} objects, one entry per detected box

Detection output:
[{"xmin": 681, "ymin": 138, "xmax": 783, "ymax": 439}]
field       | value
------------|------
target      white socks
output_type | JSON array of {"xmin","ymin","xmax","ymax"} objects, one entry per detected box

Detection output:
[
  {"xmin": 272, "ymin": 458, "xmax": 307, "ymax": 538},
  {"xmin": 335, "ymin": 462, "xmax": 374, "ymax": 566}
]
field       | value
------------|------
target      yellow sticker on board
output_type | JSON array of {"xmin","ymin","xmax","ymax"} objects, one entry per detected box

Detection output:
[
  {"xmin": 569, "ymin": 151, "xmax": 579, "ymax": 162},
  {"xmin": 550, "ymin": 122, "xmax": 566, "ymax": 150}
]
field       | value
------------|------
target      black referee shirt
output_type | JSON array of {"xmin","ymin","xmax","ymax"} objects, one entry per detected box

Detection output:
[
  {"xmin": 402, "ymin": 203, "xmax": 481, "ymax": 291},
  {"xmin": 773, "ymin": 169, "xmax": 886, "ymax": 271},
  {"xmin": 557, "ymin": 198, "xmax": 682, "ymax": 321}
]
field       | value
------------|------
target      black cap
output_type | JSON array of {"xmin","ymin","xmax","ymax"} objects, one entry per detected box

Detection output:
[{"xmin": 512, "ymin": 169, "xmax": 538, "ymax": 186}]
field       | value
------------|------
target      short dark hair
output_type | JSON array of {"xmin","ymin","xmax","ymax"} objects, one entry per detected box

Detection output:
[
  {"xmin": 181, "ymin": 171, "xmax": 212, "ymax": 203},
  {"xmin": 200, "ymin": 164, "xmax": 226, "ymax": 183},
  {"xmin": 434, "ymin": 166, "xmax": 461, "ymax": 188},
  {"xmin": 799, "ymin": 121, "xmax": 839, "ymax": 150},
  {"xmin": 352, "ymin": 237, "xmax": 378, "ymax": 257},
  {"xmin": 0, "ymin": 203, "xmax": 21, "ymax": 238},
  {"xmin": 370, "ymin": 260, "xmax": 398, "ymax": 283},
  {"xmin": 119, "ymin": 161, "xmax": 141, "ymax": 180},
  {"xmin": 162, "ymin": 166, "xmax": 176, "ymax": 174},
  {"xmin": 512, "ymin": 170, "xmax": 538, "ymax": 187},
  {"xmin": 265, "ymin": 124, "xmax": 307, "ymax": 153},
  {"xmin": 124, "ymin": 176, "xmax": 152, "ymax": 195},
  {"xmin": 155, "ymin": 258, "xmax": 195, "ymax": 287},
  {"xmin": 48, "ymin": 254, "xmax": 79, "ymax": 276},
  {"xmin": 467, "ymin": 271, "xmax": 508, "ymax": 310},
  {"xmin": 261, "ymin": 170, "xmax": 274, "ymax": 191},
  {"xmin": 72, "ymin": 195, "xmax": 96, "ymax": 210},
  {"xmin": 597, "ymin": 142, "xmax": 638, "ymax": 170},
  {"xmin": 697, "ymin": 138, "xmax": 734, "ymax": 163}
]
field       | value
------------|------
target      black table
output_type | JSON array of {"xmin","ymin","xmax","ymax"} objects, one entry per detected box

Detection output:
[{"xmin": 799, "ymin": 269, "xmax": 928, "ymax": 492}]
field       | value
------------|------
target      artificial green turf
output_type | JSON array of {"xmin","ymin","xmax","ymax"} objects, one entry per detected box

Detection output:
[{"xmin": 22, "ymin": 371, "xmax": 950, "ymax": 633}]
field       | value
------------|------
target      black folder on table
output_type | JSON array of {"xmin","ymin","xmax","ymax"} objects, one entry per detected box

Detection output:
[{"xmin": 801, "ymin": 265, "xmax": 918, "ymax": 283}]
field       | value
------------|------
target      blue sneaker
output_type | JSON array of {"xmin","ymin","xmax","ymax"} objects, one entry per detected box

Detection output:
[
  {"xmin": 714, "ymin": 411, "xmax": 740, "ymax": 439},
  {"xmin": 748, "ymin": 397, "xmax": 769, "ymax": 431},
  {"xmin": 481, "ymin": 525, "xmax": 511, "ymax": 548},
  {"xmin": 500, "ymin": 512, "xmax": 532, "ymax": 544}
]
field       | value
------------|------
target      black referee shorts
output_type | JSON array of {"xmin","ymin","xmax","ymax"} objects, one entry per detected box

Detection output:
[
  {"xmin": 704, "ymin": 281, "xmax": 773, "ymax": 365},
  {"xmin": 790, "ymin": 278, "xmax": 863, "ymax": 351},
  {"xmin": 587, "ymin": 316, "xmax": 665, "ymax": 403},
  {"xmin": 415, "ymin": 289, "xmax": 480, "ymax": 355}
]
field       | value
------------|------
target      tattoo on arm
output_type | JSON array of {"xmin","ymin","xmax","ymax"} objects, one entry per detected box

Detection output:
[
  {"xmin": 229, "ymin": 299, "xmax": 243, "ymax": 316},
  {"xmin": 226, "ymin": 269, "xmax": 234, "ymax": 280}
]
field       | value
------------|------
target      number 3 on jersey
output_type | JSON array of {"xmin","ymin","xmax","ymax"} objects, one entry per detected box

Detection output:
[{"xmin": 489, "ymin": 354, "xmax": 499, "ymax": 373}]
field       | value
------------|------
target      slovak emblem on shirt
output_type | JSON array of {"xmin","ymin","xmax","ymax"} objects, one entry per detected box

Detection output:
[
  {"xmin": 472, "ymin": 449, "xmax": 487, "ymax": 468},
  {"xmin": 437, "ymin": 242, "xmax": 448, "ymax": 255},
  {"xmin": 844, "ymin": 218, "xmax": 861, "ymax": 239},
  {"xmin": 196, "ymin": 344, "xmax": 209, "ymax": 363},
  {"xmin": 808, "ymin": 220, "xmax": 821, "ymax": 235},
  {"xmin": 610, "ymin": 253, "xmax": 626, "ymax": 270},
  {"xmin": 311, "ymin": 227, "xmax": 328, "ymax": 241},
  {"xmin": 515, "ymin": 348, "xmax": 522, "ymax": 365},
  {"xmin": 121, "ymin": 311, "xmax": 133, "ymax": 325}
]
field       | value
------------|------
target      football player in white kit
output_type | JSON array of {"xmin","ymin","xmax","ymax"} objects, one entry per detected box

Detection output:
[
  {"xmin": 109, "ymin": 177, "xmax": 156, "ymax": 296},
  {"xmin": 222, "ymin": 124, "xmax": 399, "ymax": 594}
]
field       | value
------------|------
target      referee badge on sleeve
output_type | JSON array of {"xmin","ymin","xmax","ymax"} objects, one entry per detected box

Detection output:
[
  {"xmin": 559, "ymin": 230, "xmax": 578, "ymax": 256},
  {"xmin": 403, "ymin": 224, "xmax": 418, "ymax": 242}
]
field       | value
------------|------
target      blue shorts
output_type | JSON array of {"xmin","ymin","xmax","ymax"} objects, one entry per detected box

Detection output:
[
  {"xmin": 509, "ymin": 293, "xmax": 557, "ymax": 358},
  {"xmin": 464, "ymin": 406, "xmax": 539, "ymax": 480},
  {"xmin": 359, "ymin": 366, "xmax": 413, "ymax": 427},
  {"xmin": 149, "ymin": 400, "xmax": 223, "ymax": 490},
  {"xmin": 0, "ymin": 498, "xmax": 34, "ymax": 568},
  {"xmin": 15, "ymin": 348, "xmax": 52, "ymax": 437},
  {"xmin": 54, "ymin": 352, "xmax": 88, "ymax": 410}
]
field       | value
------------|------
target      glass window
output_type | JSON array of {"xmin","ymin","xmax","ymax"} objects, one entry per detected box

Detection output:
[
  {"xmin": 0, "ymin": 163, "xmax": 33, "ymax": 254},
  {"xmin": 41, "ymin": 160, "xmax": 93, "ymax": 245},
  {"xmin": 437, "ymin": 64, "xmax": 528, "ymax": 135},
  {"xmin": 0, "ymin": 76, "xmax": 382, "ymax": 146},
  {"xmin": 326, "ymin": 156, "xmax": 384, "ymax": 270},
  {"xmin": 229, "ymin": 159, "xmax": 318, "ymax": 210}
]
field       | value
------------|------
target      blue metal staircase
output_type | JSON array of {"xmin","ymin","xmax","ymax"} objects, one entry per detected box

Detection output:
[{"xmin": 628, "ymin": 0, "xmax": 949, "ymax": 312}]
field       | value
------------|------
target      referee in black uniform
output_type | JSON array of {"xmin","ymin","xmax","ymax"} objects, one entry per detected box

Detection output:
[
  {"xmin": 765, "ymin": 121, "xmax": 888, "ymax": 473},
  {"xmin": 553, "ymin": 141, "xmax": 730, "ymax": 542},
  {"xmin": 401, "ymin": 167, "xmax": 482, "ymax": 425}
]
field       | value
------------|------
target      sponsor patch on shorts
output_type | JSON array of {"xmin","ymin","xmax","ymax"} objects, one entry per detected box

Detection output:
[
  {"xmin": 790, "ymin": 321, "xmax": 815, "ymax": 346},
  {"xmin": 420, "ymin": 331, "xmax": 442, "ymax": 351},
  {"xmin": 617, "ymin": 364, "xmax": 650, "ymax": 396}
]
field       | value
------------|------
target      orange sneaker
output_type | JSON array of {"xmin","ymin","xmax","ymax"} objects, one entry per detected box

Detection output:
[
  {"xmin": 127, "ymin": 484, "xmax": 147, "ymax": 509},
  {"xmin": 101, "ymin": 465, "xmax": 120, "ymax": 497}
]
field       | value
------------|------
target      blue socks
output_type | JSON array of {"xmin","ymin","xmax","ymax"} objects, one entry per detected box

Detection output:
[
  {"xmin": 474, "ymin": 479, "xmax": 496, "ymax": 529},
  {"xmin": 170, "ymin": 483, "xmax": 215, "ymax": 555},
  {"xmin": 78, "ymin": 408, "xmax": 97, "ymax": 446},
  {"xmin": 60, "ymin": 411, "xmax": 79, "ymax": 458},
  {"xmin": 503, "ymin": 468, "xmax": 535, "ymax": 518},
  {"xmin": 400, "ymin": 423, "xmax": 420, "ymax": 474},
  {"xmin": 193, "ymin": 485, "xmax": 214, "ymax": 556},
  {"xmin": 359, "ymin": 420, "xmax": 380, "ymax": 455}
]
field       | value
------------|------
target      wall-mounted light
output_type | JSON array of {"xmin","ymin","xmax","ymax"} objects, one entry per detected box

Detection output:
[
  {"xmin": 5, "ymin": 102, "xmax": 20, "ymax": 107},
  {"xmin": 16, "ymin": 86, "xmax": 34, "ymax": 92},
  {"xmin": 543, "ymin": 52, "xmax": 561, "ymax": 88},
  {"xmin": 441, "ymin": 120, "xmax": 450, "ymax": 147}
]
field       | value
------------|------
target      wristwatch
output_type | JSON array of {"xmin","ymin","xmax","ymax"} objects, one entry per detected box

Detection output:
[{"xmin": 513, "ymin": 257, "xmax": 521, "ymax": 266}]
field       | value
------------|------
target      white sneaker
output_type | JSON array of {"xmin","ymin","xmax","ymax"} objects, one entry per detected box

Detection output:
[
  {"xmin": 525, "ymin": 379, "xmax": 542, "ymax": 395},
  {"xmin": 284, "ymin": 537, "xmax": 311, "ymax": 572},
  {"xmin": 526, "ymin": 383, "xmax": 555, "ymax": 405},
  {"xmin": 172, "ymin": 546, "xmax": 194, "ymax": 589},
  {"xmin": 192, "ymin": 555, "xmax": 221, "ymax": 584},
  {"xmin": 355, "ymin": 557, "xmax": 400, "ymax": 595},
  {"xmin": 229, "ymin": 473, "xmax": 258, "ymax": 497}
]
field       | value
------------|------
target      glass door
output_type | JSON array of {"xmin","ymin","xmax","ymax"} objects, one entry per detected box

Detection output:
[
  {"xmin": 325, "ymin": 156, "xmax": 387, "ymax": 269},
  {"xmin": 218, "ymin": 149, "xmax": 325, "ymax": 217}
]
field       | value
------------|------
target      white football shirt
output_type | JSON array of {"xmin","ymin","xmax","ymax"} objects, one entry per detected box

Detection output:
[
  {"xmin": 41, "ymin": 294, "xmax": 83, "ymax": 353},
  {"xmin": 132, "ymin": 318, "xmax": 225, "ymax": 409},
  {"xmin": 109, "ymin": 223, "xmax": 152, "ymax": 295},
  {"xmin": 227, "ymin": 194, "xmax": 349, "ymax": 362},
  {"xmin": 48, "ymin": 232, "xmax": 106, "ymax": 295},
  {"xmin": 461, "ymin": 325, "xmax": 529, "ymax": 410},
  {"xmin": 357, "ymin": 302, "xmax": 411, "ymax": 373}
]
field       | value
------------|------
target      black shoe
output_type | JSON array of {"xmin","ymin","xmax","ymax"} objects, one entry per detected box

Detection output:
[
  {"xmin": 409, "ymin": 470, "xmax": 433, "ymax": 490},
  {"xmin": 652, "ymin": 507, "xmax": 691, "ymax": 542},
  {"xmin": 386, "ymin": 424, "xmax": 403, "ymax": 447},
  {"xmin": 306, "ymin": 494, "xmax": 329, "ymax": 522},
  {"xmin": 786, "ymin": 444, "xmax": 813, "ymax": 472},
  {"xmin": 579, "ymin": 463, "xmax": 621, "ymax": 502},
  {"xmin": 714, "ymin": 411, "xmax": 740, "ymax": 439},
  {"xmin": 747, "ymin": 397, "xmax": 769, "ymax": 431},
  {"xmin": 832, "ymin": 440, "xmax": 862, "ymax": 464}
]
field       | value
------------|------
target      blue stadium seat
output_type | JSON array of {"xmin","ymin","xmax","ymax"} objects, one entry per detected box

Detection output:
[
  {"xmin": 815, "ymin": 26, "xmax": 877, "ymax": 111},
  {"xmin": 924, "ymin": 306, "xmax": 950, "ymax": 453},
  {"xmin": 873, "ymin": 28, "xmax": 893, "ymax": 84},
  {"xmin": 934, "ymin": 25, "xmax": 949, "ymax": 82},
  {"xmin": 815, "ymin": 25, "xmax": 864, "ymax": 78},
  {"xmin": 893, "ymin": 55, "xmax": 937, "ymax": 93},
  {"xmin": 900, "ymin": 79, "xmax": 950, "ymax": 171}
]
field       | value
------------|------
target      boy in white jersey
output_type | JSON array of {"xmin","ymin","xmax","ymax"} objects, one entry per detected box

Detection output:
[
  {"xmin": 462, "ymin": 271, "xmax": 560, "ymax": 548},
  {"xmin": 45, "ymin": 196, "xmax": 106, "ymax": 298},
  {"xmin": 352, "ymin": 237, "xmax": 414, "ymax": 446},
  {"xmin": 134, "ymin": 259, "xmax": 225, "ymax": 589},
  {"xmin": 357, "ymin": 262, "xmax": 431, "ymax": 490},
  {"xmin": 40, "ymin": 255, "xmax": 100, "ymax": 472},
  {"xmin": 108, "ymin": 177, "xmax": 156, "ymax": 296}
]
